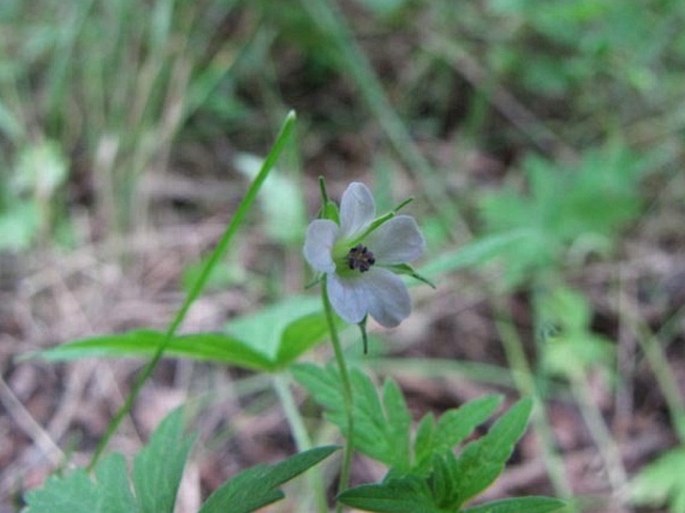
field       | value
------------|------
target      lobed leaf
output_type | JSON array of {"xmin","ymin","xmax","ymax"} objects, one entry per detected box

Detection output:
[
  {"xmin": 445, "ymin": 397, "xmax": 533, "ymax": 509},
  {"xmin": 24, "ymin": 408, "xmax": 192, "ymax": 513},
  {"xmin": 198, "ymin": 446, "xmax": 338, "ymax": 513},
  {"xmin": 293, "ymin": 364, "xmax": 412, "ymax": 470},
  {"xmin": 132, "ymin": 409, "xmax": 194, "ymax": 513},
  {"xmin": 338, "ymin": 476, "xmax": 442, "ymax": 513},
  {"xmin": 414, "ymin": 395, "xmax": 503, "ymax": 473}
]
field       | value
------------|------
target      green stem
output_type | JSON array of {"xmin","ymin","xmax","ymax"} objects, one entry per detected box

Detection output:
[
  {"xmin": 493, "ymin": 298, "xmax": 575, "ymax": 504},
  {"xmin": 633, "ymin": 309, "xmax": 685, "ymax": 441},
  {"xmin": 88, "ymin": 111, "xmax": 297, "ymax": 471},
  {"xmin": 273, "ymin": 374, "xmax": 328, "ymax": 513},
  {"xmin": 571, "ymin": 374, "xmax": 628, "ymax": 496},
  {"xmin": 321, "ymin": 276, "xmax": 354, "ymax": 512}
]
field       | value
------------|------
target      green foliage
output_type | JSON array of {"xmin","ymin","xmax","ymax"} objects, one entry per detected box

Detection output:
[
  {"xmin": 198, "ymin": 445, "xmax": 338, "ymax": 513},
  {"xmin": 413, "ymin": 395, "xmax": 503, "ymax": 475},
  {"xmin": 480, "ymin": 145, "xmax": 646, "ymax": 286},
  {"xmin": 37, "ymin": 295, "xmax": 332, "ymax": 371},
  {"xmin": 462, "ymin": 496, "xmax": 569, "ymax": 513},
  {"xmin": 338, "ymin": 476, "xmax": 440, "ymax": 513},
  {"xmin": 0, "ymin": 140, "xmax": 68, "ymax": 251},
  {"xmin": 24, "ymin": 408, "xmax": 193, "ymax": 513},
  {"xmin": 294, "ymin": 365, "xmax": 555, "ymax": 512},
  {"xmin": 293, "ymin": 364, "xmax": 413, "ymax": 470},
  {"xmin": 336, "ymin": 397, "xmax": 557, "ymax": 513},
  {"xmin": 24, "ymin": 408, "xmax": 337, "ymax": 513},
  {"xmin": 0, "ymin": 0, "xmax": 244, "ymax": 233},
  {"xmin": 485, "ymin": 0, "xmax": 684, "ymax": 111},
  {"xmin": 440, "ymin": 398, "xmax": 532, "ymax": 508},
  {"xmin": 630, "ymin": 446, "xmax": 685, "ymax": 513},
  {"xmin": 537, "ymin": 286, "xmax": 615, "ymax": 381}
]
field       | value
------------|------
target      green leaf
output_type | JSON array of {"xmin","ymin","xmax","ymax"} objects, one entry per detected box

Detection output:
[
  {"xmin": 226, "ymin": 295, "xmax": 331, "ymax": 368},
  {"xmin": 34, "ymin": 330, "xmax": 274, "ymax": 371},
  {"xmin": 630, "ymin": 446, "xmax": 685, "ymax": 513},
  {"xmin": 293, "ymin": 364, "xmax": 412, "ymax": 470},
  {"xmin": 35, "ymin": 295, "xmax": 334, "ymax": 371},
  {"xmin": 24, "ymin": 454, "xmax": 137, "ymax": 513},
  {"xmin": 199, "ymin": 446, "xmax": 338, "ymax": 513},
  {"xmin": 429, "ymin": 453, "xmax": 456, "ymax": 507},
  {"xmin": 338, "ymin": 476, "xmax": 442, "ymax": 513},
  {"xmin": 478, "ymin": 145, "xmax": 647, "ymax": 286},
  {"xmin": 462, "ymin": 496, "xmax": 567, "ymax": 513},
  {"xmin": 537, "ymin": 287, "xmax": 615, "ymax": 380},
  {"xmin": 0, "ymin": 201, "xmax": 41, "ymax": 251},
  {"xmin": 24, "ymin": 408, "xmax": 193, "ymax": 513},
  {"xmin": 537, "ymin": 286, "xmax": 591, "ymax": 333},
  {"xmin": 446, "ymin": 397, "xmax": 534, "ymax": 509},
  {"xmin": 95, "ymin": 454, "xmax": 138, "ymax": 513},
  {"xmin": 414, "ymin": 395, "xmax": 503, "ymax": 474},
  {"xmin": 132, "ymin": 408, "xmax": 194, "ymax": 513},
  {"xmin": 12, "ymin": 139, "xmax": 68, "ymax": 198}
]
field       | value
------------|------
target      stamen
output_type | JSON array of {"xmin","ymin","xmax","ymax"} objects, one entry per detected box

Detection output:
[{"xmin": 347, "ymin": 244, "xmax": 376, "ymax": 273}]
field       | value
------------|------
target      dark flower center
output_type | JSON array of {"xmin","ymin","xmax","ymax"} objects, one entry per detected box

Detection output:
[{"xmin": 347, "ymin": 244, "xmax": 376, "ymax": 273}]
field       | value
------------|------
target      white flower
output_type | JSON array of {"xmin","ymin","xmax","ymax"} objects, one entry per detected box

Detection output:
[{"xmin": 303, "ymin": 182, "xmax": 425, "ymax": 327}]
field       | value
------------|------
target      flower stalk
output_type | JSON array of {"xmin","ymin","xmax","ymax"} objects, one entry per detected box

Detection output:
[{"xmin": 321, "ymin": 276, "xmax": 354, "ymax": 511}]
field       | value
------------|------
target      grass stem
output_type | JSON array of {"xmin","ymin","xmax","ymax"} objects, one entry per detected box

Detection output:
[
  {"xmin": 493, "ymin": 297, "xmax": 575, "ymax": 504},
  {"xmin": 88, "ymin": 112, "xmax": 296, "ymax": 470},
  {"xmin": 273, "ymin": 374, "xmax": 328, "ymax": 513}
]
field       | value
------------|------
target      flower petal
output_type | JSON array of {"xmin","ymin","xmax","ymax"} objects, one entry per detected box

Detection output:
[
  {"xmin": 303, "ymin": 219, "xmax": 338, "ymax": 273},
  {"xmin": 363, "ymin": 268, "xmax": 411, "ymax": 328},
  {"xmin": 339, "ymin": 182, "xmax": 376, "ymax": 239},
  {"xmin": 327, "ymin": 273, "xmax": 369, "ymax": 324},
  {"xmin": 366, "ymin": 215, "xmax": 425, "ymax": 264}
]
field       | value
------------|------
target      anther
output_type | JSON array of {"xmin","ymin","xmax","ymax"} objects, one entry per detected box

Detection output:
[{"xmin": 347, "ymin": 244, "xmax": 376, "ymax": 273}]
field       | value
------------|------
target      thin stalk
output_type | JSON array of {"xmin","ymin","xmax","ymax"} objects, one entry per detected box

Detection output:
[
  {"xmin": 88, "ymin": 111, "xmax": 296, "ymax": 470},
  {"xmin": 493, "ymin": 298, "xmax": 575, "ymax": 503},
  {"xmin": 321, "ymin": 276, "xmax": 354, "ymax": 512},
  {"xmin": 273, "ymin": 374, "xmax": 328, "ymax": 513},
  {"xmin": 617, "ymin": 269, "xmax": 685, "ymax": 440},
  {"xmin": 633, "ymin": 311, "xmax": 685, "ymax": 441},
  {"xmin": 571, "ymin": 374, "xmax": 628, "ymax": 499}
]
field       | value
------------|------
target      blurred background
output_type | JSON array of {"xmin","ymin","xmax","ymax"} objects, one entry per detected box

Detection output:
[{"xmin": 1, "ymin": 0, "xmax": 685, "ymax": 511}]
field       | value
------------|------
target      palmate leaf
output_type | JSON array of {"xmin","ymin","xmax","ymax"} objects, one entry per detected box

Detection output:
[
  {"xmin": 414, "ymin": 395, "xmax": 503, "ymax": 475},
  {"xmin": 293, "ymin": 364, "xmax": 412, "ymax": 470},
  {"xmin": 133, "ymin": 410, "xmax": 194, "ymax": 513},
  {"xmin": 479, "ymin": 145, "xmax": 646, "ymax": 286},
  {"xmin": 23, "ymin": 454, "xmax": 136, "ymax": 513},
  {"xmin": 24, "ymin": 408, "xmax": 192, "ymax": 513},
  {"xmin": 198, "ymin": 446, "xmax": 338, "ymax": 513},
  {"xmin": 443, "ymin": 398, "xmax": 533, "ymax": 509},
  {"xmin": 337, "ymin": 398, "xmax": 550, "ymax": 513},
  {"xmin": 24, "ymin": 408, "xmax": 336, "ymax": 513}
]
